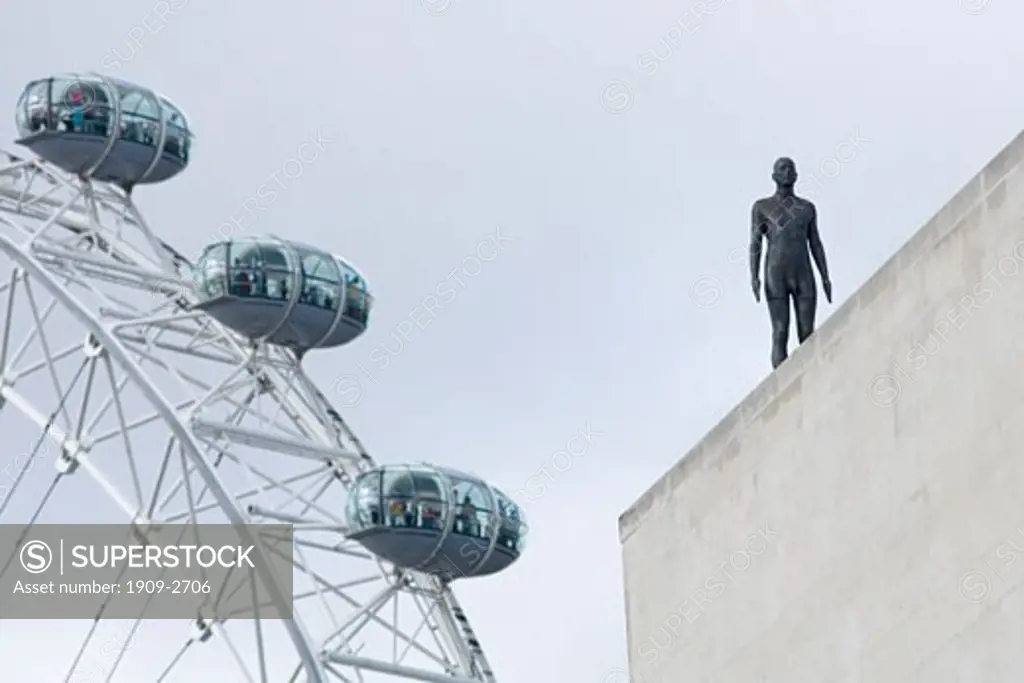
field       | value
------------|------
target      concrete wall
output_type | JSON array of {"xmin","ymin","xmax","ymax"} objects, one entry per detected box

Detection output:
[{"xmin": 618, "ymin": 129, "xmax": 1024, "ymax": 683}]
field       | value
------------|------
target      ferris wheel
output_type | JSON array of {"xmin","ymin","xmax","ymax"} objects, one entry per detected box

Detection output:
[{"xmin": 0, "ymin": 73, "xmax": 527, "ymax": 682}]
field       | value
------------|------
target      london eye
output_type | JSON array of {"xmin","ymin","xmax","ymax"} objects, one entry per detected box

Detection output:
[{"xmin": 0, "ymin": 72, "xmax": 525, "ymax": 682}]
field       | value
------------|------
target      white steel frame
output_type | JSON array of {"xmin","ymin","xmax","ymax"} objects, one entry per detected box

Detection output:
[{"xmin": 0, "ymin": 150, "xmax": 498, "ymax": 683}]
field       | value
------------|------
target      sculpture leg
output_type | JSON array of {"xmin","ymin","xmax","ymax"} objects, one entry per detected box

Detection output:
[
  {"xmin": 795, "ymin": 294, "xmax": 817, "ymax": 343},
  {"xmin": 767, "ymin": 297, "xmax": 790, "ymax": 369}
]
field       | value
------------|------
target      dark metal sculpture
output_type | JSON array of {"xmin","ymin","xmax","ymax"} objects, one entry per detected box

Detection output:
[{"xmin": 750, "ymin": 157, "xmax": 832, "ymax": 368}]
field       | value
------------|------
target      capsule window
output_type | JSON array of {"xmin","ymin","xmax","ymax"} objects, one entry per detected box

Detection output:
[
  {"xmin": 15, "ymin": 80, "xmax": 49, "ymax": 136},
  {"xmin": 298, "ymin": 249, "xmax": 341, "ymax": 311},
  {"xmin": 451, "ymin": 479, "xmax": 494, "ymax": 540},
  {"xmin": 348, "ymin": 471, "xmax": 383, "ymax": 529},
  {"xmin": 262, "ymin": 244, "xmax": 294, "ymax": 301},
  {"xmin": 159, "ymin": 98, "xmax": 189, "ymax": 161},
  {"xmin": 493, "ymin": 490, "xmax": 524, "ymax": 552},
  {"xmin": 119, "ymin": 87, "xmax": 161, "ymax": 148},
  {"xmin": 345, "ymin": 493, "xmax": 363, "ymax": 531},
  {"xmin": 196, "ymin": 243, "xmax": 228, "ymax": 298},
  {"xmin": 381, "ymin": 467, "xmax": 415, "ymax": 528},
  {"xmin": 513, "ymin": 519, "xmax": 528, "ymax": 552},
  {"xmin": 264, "ymin": 245, "xmax": 293, "ymax": 301},
  {"xmin": 224, "ymin": 240, "xmax": 292, "ymax": 300},
  {"xmin": 43, "ymin": 78, "xmax": 110, "ymax": 137},
  {"xmin": 410, "ymin": 467, "xmax": 447, "ymax": 531},
  {"xmin": 379, "ymin": 467, "xmax": 448, "ymax": 530},
  {"xmin": 226, "ymin": 242, "xmax": 258, "ymax": 298},
  {"xmin": 342, "ymin": 269, "xmax": 370, "ymax": 324}
]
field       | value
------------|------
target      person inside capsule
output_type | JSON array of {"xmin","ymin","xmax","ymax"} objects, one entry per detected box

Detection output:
[
  {"xmin": 64, "ymin": 82, "xmax": 110, "ymax": 137},
  {"xmin": 455, "ymin": 493, "xmax": 479, "ymax": 536}
]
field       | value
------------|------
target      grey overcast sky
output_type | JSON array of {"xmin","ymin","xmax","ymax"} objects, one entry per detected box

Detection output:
[{"xmin": 1, "ymin": 0, "xmax": 1022, "ymax": 681}]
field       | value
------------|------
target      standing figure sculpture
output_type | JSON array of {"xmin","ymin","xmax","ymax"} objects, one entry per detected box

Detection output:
[{"xmin": 750, "ymin": 157, "xmax": 832, "ymax": 369}]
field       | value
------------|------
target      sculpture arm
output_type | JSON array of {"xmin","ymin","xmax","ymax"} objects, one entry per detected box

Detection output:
[
  {"xmin": 749, "ymin": 202, "xmax": 763, "ymax": 282},
  {"xmin": 807, "ymin": 203, "xmax": 830, "ymax": 282}
]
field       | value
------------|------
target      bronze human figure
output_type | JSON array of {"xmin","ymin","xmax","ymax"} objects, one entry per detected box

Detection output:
[{"xmin": 750, "ymin": 157, "xmax": 832, "ymax": 369}]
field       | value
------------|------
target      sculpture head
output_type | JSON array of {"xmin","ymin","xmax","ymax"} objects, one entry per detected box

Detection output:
[{"xmin": 772, "ymin": 157, "xmax": 797, "ymax": 188}]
